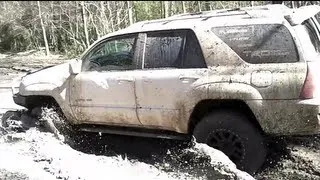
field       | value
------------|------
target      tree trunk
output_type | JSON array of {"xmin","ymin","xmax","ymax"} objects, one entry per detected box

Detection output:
[
  {"xmin": 75, "ymin": 1, "xmax": 79, "ymax": 39},
  {"xmin": 182, "ymin": 1, "xmax": 186, "ymax": 13},
  {"xmin": 251, "ymin": 1, "xmax": 254, "ymax": 6},
  {"xmin": 81, "ymin": 1, "xmax": 90, "ymax": 48},
  {"xmin": 171, "ymin": 1, "xmax": 176, "ymax": 15},
  {"xmin": 116, "ymin": 2, "xmax": 121, "ymax": 30},
  {"xmin": 50, "ymin": 1, "xmax": 55, "ymax": 51},
  {"xmin": 164, "ymin": 1, "xmax": 169, "ymax": 18},
  {"xmin": 205, "ymin": 1, "xmax": 210, "ymax": 11},
  {"xmin": 198, "ymin": 1, "xmax": 201, "ymax": 12},
  {"xmin": 107, "ymin": 1, "xmax": 114, "ymax": 32},
  {"xmin": 168, "ymin": 1, "xmax": 172, "ymax": 16},
  {"xmin": 37, "ymin": 1, "xmax": 50, "ymax": 56},
  {"xmin": 127, "ymin": 1, "xmax": 133, "ymax": 25},
  {"xmin": 291, "ymin": 1, "xmax": 295, "ymax": 8}
]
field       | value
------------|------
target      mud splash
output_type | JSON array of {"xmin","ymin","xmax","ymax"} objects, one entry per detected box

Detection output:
[
  {"xmin": 0, "ymin": 108, "xmax": 255, "ymax": 180},
  {"xmin": 255, "ymin": 136, "xmax": 320, "ymax": 180}
]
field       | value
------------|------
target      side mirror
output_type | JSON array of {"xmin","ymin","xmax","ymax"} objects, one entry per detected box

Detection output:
[{"xmin": 69, "ymin": 61, "xmax": 81, "ymax": 75}]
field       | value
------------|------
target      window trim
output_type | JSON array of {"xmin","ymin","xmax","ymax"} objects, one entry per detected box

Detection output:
[
  {"xmin": 309, "ymin": 17, "xmax": 320, "ymax": 49},
  {"xmin": 81, "ymin": 33, "xmax": 140, "ymax": 72},
  {"xmin": 140, "ymin": 29, "xmax": 207, "ymax": 70},
  {"xmin": 303, "ymin": 19, "xmax": 320, "ymax": 53}
]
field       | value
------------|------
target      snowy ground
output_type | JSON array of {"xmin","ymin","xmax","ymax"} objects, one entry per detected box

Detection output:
[{"xmin": 0, "ymin": 50, "xmax": 319, "ymax": 180}]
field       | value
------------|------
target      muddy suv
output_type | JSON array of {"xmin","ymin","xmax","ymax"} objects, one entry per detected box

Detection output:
[{"xmin": 5, "ymin": 4, "xmax": 320, "ymax": 173}]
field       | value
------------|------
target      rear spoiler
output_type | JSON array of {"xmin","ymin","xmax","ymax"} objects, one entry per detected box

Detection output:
[{"xmin": 285, "ymin": 5, "xmax": 320, "ymax": 25}]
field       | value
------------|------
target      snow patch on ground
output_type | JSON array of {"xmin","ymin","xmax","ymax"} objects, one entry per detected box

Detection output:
[{"xmin": 0, "ymin": 130, "xmax": 190, "ymax": 180}]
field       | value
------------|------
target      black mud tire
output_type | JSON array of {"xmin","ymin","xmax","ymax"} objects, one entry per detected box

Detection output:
[
  {"xmin": 1, "ymin": 110, "xmax": 27, "ymax": 132},
  {"xmin": 193, "ymin": 110, "xmax": 267, "ymax": 174},
  {"xmin": 1, "ymin": 111, "xmax": 21, "ymax": 127}
]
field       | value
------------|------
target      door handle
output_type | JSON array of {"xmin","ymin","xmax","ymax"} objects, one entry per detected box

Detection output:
[
  {"xmin": 179, "ymin": 77, "xmax": 199, "ymax": 80},
  {"xmin": 179, "ymin": 76, "xmax": 199, "ymax": 83},
  {"xmin": 117, "ymin": 78, "xmax": 134, "ymax": 83}
]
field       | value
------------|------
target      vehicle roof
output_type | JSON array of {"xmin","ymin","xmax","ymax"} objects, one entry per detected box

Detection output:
[
  {"xmin": 104, "ymin": 4, "xmax": 293, "ymax": 37},
  {"xmin": 80, "ymin": 4, "xmax": 320, "ymax": 59}
]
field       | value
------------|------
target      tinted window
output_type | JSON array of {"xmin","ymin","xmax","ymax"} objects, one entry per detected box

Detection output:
[
  {"xmin": 144, "ymin": 30, "xmax": 206, "ymax": 69},
  {"xmin": 211, "ymin": 24, "xmax": 299, "ymax": 64},
  {"xmin": 82, "ymin": 35, "xmax": 137, "ymax": 72},
  {"xmin": 144, "ymin": 31, "xmax": 184, "ymax": 69},
  {"xmin": 183, "ymin": 31, "xmax": 207, "ymax": 68}
]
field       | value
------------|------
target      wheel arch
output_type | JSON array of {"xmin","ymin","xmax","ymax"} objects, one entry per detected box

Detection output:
[
  {"xmin": 22, "ymin": 95, "xmax": 58, "ymax": 109},
  {"xmin": 188, "ymin": 99, "xmax": 264, "ymax": 135}
]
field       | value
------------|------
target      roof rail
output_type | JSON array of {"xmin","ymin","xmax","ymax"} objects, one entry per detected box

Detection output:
[{"xmin": 144, "ymin": 4, "xmax": 290, "ymax": 26}]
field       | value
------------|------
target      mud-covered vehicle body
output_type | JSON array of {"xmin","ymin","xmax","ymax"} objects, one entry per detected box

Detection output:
[{"xmin": 8, "ymin": 4, "xmax": 320, "ymax": 173}]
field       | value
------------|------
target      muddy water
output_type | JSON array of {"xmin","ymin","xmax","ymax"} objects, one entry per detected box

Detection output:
[{"xmin": 255, "ymin": 135, "xmax": 320, "ymax": 180}]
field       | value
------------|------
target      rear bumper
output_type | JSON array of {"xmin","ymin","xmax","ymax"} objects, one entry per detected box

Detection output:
[
  {"xmin": 248, "ymin": 99, "xmax": 320, "ymax": 136},
  {"xmin": 297, "ymin": 99, "xmax": 320, "ymax": 135}
]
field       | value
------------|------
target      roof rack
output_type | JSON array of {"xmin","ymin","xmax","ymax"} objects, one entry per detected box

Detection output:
[{"xmin": 143, "ymin": 4, "xmax": 289, "ymax": 27}]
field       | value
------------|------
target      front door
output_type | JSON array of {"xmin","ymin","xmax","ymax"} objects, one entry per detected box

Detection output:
[{"xmin": 70, "ymin": 34, "xmax": 142, "ymax": 127}]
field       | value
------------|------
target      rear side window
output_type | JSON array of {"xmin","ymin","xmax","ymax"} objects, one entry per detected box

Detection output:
[
  {"xmin": 211, "ymin": 24, "xmax": 299, "ymax": 64},
  {"xmin": 303, "ymin": 18, "xmax": 320, "ymax": 54},
  {"xmin": 143, "ymin": 30, "xmax": 206, "ymax": 69}
]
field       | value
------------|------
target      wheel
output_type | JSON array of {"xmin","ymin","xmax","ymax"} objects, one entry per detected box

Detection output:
[
  {"xmin": 1, "ymin": 110, "xmax": 25, "ymax": 132},
  {"xmin": 193, "ymin": 109, "xmax": 267, "ymax": 174}
]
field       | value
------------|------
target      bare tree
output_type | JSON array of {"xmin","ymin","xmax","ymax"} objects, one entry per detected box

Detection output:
[
  {"xmin": 164, "ymin": 1, "xmax": 169, "ymax": 18},
  {"xmin": 198, "ymin": 1, "xmax": 201, "ymax": 12},
  {"xmin": 182, "ymin": 1, "xmax": 186, "ymax": 13},
  {"xmin": 127, "ymin": 1, "xmax": 133, "ymax": 25},
  {"xmin": 81, "ymin": 1, "xmax": 89, "ymax": 48},
  {"xmin": 37, "ymin": 1, "xmax": 50, "ymax": 55},
  {"xmin": 291, "ymin": 1, "xmax": 295, "ymax": 8}
]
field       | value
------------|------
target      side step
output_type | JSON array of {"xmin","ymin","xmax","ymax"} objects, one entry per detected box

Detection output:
[{"xmin": 77, "ymin": 125, "xmax": 191, "ymax": 141}]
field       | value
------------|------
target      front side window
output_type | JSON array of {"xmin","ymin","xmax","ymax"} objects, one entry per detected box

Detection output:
[
  {"xmin": 143, "ymin": 30, "xmax": 206, "ymax": 69},
  {"xmin": 82, "ymin": 35, "xmax": 137, "ymax": 72},
  {"xmin": 211, "ymin": 24, "xmax": 299, "ymax": 64}
]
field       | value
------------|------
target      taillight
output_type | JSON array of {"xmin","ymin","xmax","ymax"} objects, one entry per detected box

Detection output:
[{"xmin": 300, "ymin": 66, "xmax": 316, "ymax": 99}]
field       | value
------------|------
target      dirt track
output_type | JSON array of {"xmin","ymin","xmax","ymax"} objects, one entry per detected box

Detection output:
[{"xmin": 0, "ymin": 50, "xmax": 319, "ymax": 180}]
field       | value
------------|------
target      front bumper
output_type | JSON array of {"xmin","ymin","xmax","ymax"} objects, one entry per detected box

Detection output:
[{"xmin": 13, "ymin": 93, "xmax": 28, "ymax": 108}]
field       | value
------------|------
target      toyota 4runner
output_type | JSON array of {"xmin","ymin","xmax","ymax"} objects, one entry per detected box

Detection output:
[{"xmin": 5, "ymin": 4, "xmax": 320, "ymax": 173}]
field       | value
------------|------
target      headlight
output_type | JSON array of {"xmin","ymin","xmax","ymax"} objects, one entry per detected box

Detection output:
[
  {"xmin": 11, "ymin": 76, "xmax": 23, "ymax": 94},
  {"xmin": 11, "ymin": 86, "xmax": 19, "ymax": 94}
]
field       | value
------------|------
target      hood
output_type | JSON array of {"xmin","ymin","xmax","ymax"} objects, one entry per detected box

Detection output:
[
  {"xmin": 25, "ymin": 65, "xmax": 56, "ymax": 76},
  {"xmin": 20, "ymin": 59, "xmax": 80, "ymax": 89}
]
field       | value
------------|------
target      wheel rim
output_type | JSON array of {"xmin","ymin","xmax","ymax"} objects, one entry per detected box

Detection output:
[{"xmin": 206, "ymin": 129, "xmax": 245, "ymax": 165}]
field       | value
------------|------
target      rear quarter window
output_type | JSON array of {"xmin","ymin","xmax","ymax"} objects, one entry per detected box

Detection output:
[{"xmin": 211, "ymin": 24, "xmax": 299, "ymax": 64}]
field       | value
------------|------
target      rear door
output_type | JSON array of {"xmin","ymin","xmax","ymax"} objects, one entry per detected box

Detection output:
[{"xmin": 134, "ymin": 30, "xmax": 208, "ymax": 132}]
